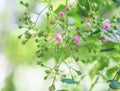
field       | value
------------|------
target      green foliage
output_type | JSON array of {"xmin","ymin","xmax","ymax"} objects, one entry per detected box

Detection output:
[
  {"xmin": 106, "ymin": 67, "xmax": 116, "ymax": 79},
  {"xmin": 90, "ymin": 59, "xmax": 109, "ymax": 78},
  {"xmin": 16, "ymin": 0, "xmax": 120, "ymax": 90},
  {"xmin": 4, "ymin": 34, "xmax": 37, "ymax": 65}
]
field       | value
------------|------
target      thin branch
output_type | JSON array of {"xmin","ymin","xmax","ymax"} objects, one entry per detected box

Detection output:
[
  {"xmin": 90, "ymin": 75, "xmax": 99, "ymax": 91},
  {"xmin": 64, "ymin": 61, "xmax": 74, "ymax": 79},
  {"xmin": 33, "ymin": 0, "xmax": 52, "ymax": 27}
]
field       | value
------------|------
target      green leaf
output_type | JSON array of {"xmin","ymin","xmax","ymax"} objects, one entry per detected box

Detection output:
[
  {"xmin": 117, "ymin": 70, "xmax": 120, "ymax": 76},
  {"xmin": 106, "ymin": 67, "xmax": 116, "ymax": 78},
  {"xmin": 91, "ymin": 29, "xmax": 101, "ymax": 35},
  {"xmin": 45, "ymin": 70, "xmax": 50, "ymax": 74},
  {"xmin": 90, "ymin": 58, "xmax": 109, "ymax": 78},
  {"xmin": 44, "ymin": 75, "xmax": 48, "ymax": 80},
  {"xmin": 20, "ymin": 1, "xmax": 24, "ymax": 4},
  {"xmin": 109, "ymin": 80, "xmax": 120, "ymax": 89},
  {"xmin": 55, "ymin": 5, "xmax": 65, "ymax": 14},
  {"xmin": 115, "ymin": 0, "xmax": 120, "ymax": 3},
  {"xmin": 61, "ymin": 78, "xmax": 78, "ymax": 84},
  {"xmin": 100, "ymin": 48, "xmax": 115, "ymax": 52}
]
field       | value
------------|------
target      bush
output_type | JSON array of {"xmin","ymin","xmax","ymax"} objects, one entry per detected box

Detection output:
[{"xmin": 18, "ymin": 0, "xmax": 120, "ymax": 90}]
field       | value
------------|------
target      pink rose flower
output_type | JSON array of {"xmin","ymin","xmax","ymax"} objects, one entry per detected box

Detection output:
[
  {"xmin": 74, "ymin": 36, "xmax": 80, "ymax": 42},
  {"xmin": 104, "ymin": 23, "xmax": 110, "ymax": 30},
  {"xmin": 59, "ymin": 12, "xmax": 65, "ymax": 17},
  {"xmin": 66, "ymin": 6, "xmax": 71, "ymax": 12},
  {"xmin": 55, "ymin": 33, "xmax": 62, "ymax": 41}
]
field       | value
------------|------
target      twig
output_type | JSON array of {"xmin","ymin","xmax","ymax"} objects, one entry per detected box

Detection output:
[
  {"xmin": 89, "ymin": 75, "xmax": 99, "ymax": 91},
  {"xmin": 33, "ymin": 0, "xmax": 52, "ymax": 27},
  {"xmin": 64, "ymin": 61, "xmax": 74, "ymax": 79}
]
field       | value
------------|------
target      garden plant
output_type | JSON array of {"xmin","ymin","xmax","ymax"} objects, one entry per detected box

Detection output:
[{"xmin": 18, "ymin": 0, "xmax": 120, "ymax": 91}]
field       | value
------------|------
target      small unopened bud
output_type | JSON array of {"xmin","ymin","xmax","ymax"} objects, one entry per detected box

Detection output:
[
  {"xmin": 66, "ymin": 6, "xmax": 71, "ymax": 12},
  {"xmin": 50, "ymin": 19, "xmax": 55, "ymax": 25},
  {"xmin": 92, "ymin": 2, "xmax": 97, "ymax": 7},
  {"xmin": 104, "ymin": 23, "xmax": 110, "ymax": 30},
  {"xmin": 74, "ymin": 36, "xmax": 80, "ymax": 42},
  {"xmin": 59, "ymin": 12, "xmax": 65, "ymax": 17},
  {"xmin": 55, "ymin": 33, "xmax": 62, "ymax": 41}
]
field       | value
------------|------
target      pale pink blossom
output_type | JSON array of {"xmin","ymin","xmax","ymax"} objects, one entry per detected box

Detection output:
[
  {"xmin": 59, "ymin": 12, "xmax": 65, "ymax": 17},
  {"xmin": 55, "ymin": 33, "xmax": 62, "ymax": 41},
  {"xmin": 66, "ymin": 6, "xmax": 71, "ymax": 12},
  {"xmin": 103, "ymin": 19, "xmax": 110, "ymax": 23},
  {"xmin": 104, "ymin": 23, "xmax": 110, "ymax": 30},
  {"xmin": 74, "ymin": 36, "xmax": 80, "ymax": 42}
]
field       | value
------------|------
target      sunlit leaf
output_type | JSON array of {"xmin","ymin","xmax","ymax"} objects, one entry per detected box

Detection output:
[{"xmin": 106, "ymin": 67, "xmax": 116, "ymax": 78}]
